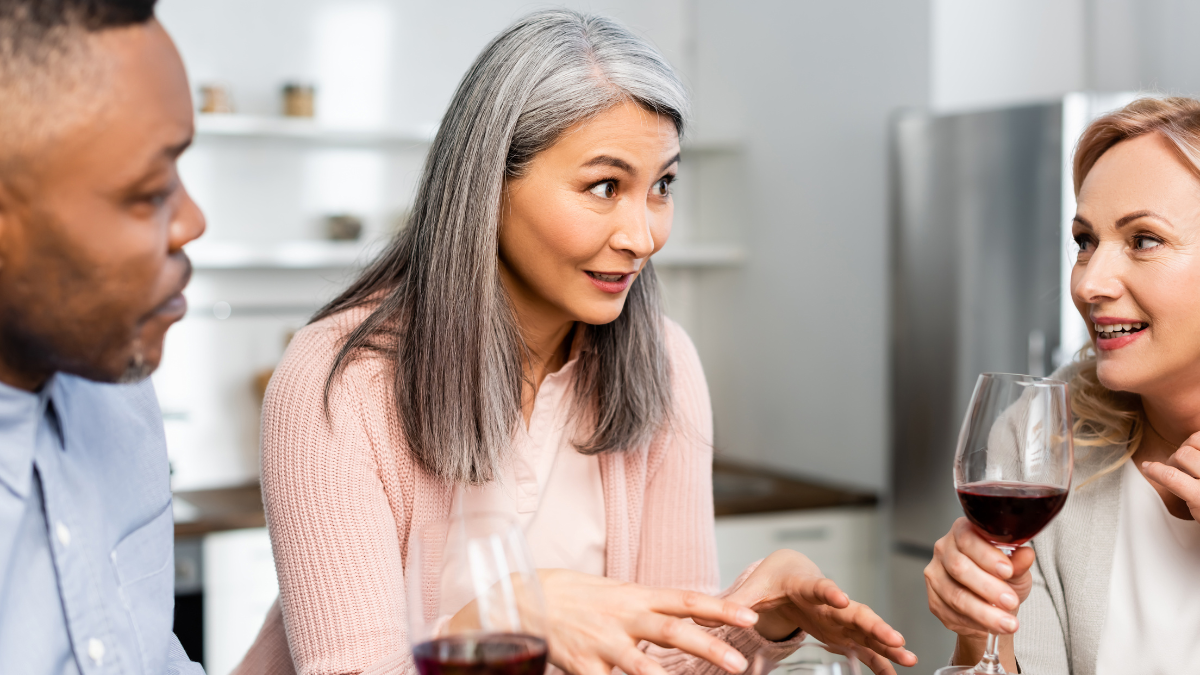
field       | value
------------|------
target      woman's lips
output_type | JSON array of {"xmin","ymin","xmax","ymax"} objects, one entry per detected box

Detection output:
[
  {"xmin": 585, "ymin": 270, "xmax": 633, "ymax": 294},
  {"xmin": 1095, "ymin": 326, "xmax": 1146, "ymax": 351}
]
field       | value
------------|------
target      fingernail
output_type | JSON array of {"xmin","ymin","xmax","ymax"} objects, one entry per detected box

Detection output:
[
  {"xmin": 1001, "ymin": 616, "xmax": 1018, "ymax": 632},
  {"xmin": 1000, "ymin": 592, "xmax": 1018, "ymax": 609},
  {"xmin": 1142, "ymin": 461, "xmax": 1150, "ymax": 468},
  {"xmin": 737, "ymin": 608, "xmax": 758, "ymax": 624},
  {"xmin": 724, "ymin": 652, "xmax": 749, "ymax": 673},
  {"xmin": 996, "ymin": 562, "xmax": 1012, "ymax": 577}
]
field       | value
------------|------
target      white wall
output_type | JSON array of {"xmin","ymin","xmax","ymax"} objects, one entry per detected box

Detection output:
[
  {"xmin": 931, "ymin": 0, "xmax": 1086, "ymax": 111},
  {"xmin": 688, "ymin": 0, "xmax": 930, "ymax": 491}
]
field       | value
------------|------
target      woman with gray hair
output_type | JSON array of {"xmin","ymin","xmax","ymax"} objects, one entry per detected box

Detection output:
[{"xmin": 236, "ymin": 9, "xmax": 915, "ymax": 675}]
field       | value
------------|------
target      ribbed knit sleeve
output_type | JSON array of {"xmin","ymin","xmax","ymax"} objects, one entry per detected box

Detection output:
[
  {"xmin": 236, "ymin": 310, "xmax": 417, "ymax": 675},
  {"xmin": 639, "ymin": 321, "xmax": 803, "ymax": 672}
]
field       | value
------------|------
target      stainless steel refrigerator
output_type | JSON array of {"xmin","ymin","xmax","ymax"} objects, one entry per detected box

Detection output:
[{"xmin": 886, "ymin": 93, "xmax": 1134, "ymax": 666}]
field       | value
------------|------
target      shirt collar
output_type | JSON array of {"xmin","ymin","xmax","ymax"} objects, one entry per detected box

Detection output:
[{"xmin": 0, "ymin": 375, "xmax": 56, "ymax": 499}]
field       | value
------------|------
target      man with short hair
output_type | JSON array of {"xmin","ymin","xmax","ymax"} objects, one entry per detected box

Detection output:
[{"xmin": 0, "ymin": 0, "xmax": 205, "ymax": 672}]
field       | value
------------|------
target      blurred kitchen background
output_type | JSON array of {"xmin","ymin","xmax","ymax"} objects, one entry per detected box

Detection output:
[{"xmin": 154, "ymin": 0, "xmax": 1200, "ymax": 672}]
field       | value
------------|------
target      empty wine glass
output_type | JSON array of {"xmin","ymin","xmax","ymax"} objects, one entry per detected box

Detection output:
[
  {"xmin": 407, "ymin": 513, "xmax": 548, "ymax": 675},
  {"xmin": 744, "ymin": 641, "xmax": 861, "ymax": 675},
  {"xmin": 935, "ymin": 373, "xmax": 1073, "ymax": 675}
]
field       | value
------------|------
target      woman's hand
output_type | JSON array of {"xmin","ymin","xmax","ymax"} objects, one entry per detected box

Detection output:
[
  {"xmin": 712, "ymin": 549, "xmax": 916, "ymax": 675},
  {"xmin": 537, "ymin": 569, "xmax": 759, "ymax": 675},
  {"xmin": 924, "ymin": 518, "xmax": 1035, "ymax": 668},
  {"xmin": 1142, "ymin": 434, "xmax": 1200, "ymax": 521}
]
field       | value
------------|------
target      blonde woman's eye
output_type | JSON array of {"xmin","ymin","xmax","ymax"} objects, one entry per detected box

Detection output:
[
  {"xmin": 589, "ymin": 181, "xmax": 616, "ymax": 199},
  {"xmin": 1072, "ymin": 233, "xmax": 1094, "ymax": 255},
  {"xmin": 1134, "ymin": 235, "xmax": 1162, "ymax": 250}
]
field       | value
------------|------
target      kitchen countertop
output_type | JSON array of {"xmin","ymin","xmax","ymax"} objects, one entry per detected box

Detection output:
[{"xmin": 173, "ymin": 460, "xmax": 877, "ymax": 537}]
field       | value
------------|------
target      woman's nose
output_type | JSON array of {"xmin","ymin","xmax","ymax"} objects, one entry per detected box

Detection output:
[
  {"xmin": 610, "ymin": 201, "xmax": 655, "ymax": 259},
  {"xmin": 1072, "ymin": 245, "xmax": 1125, "ymax": 304}
]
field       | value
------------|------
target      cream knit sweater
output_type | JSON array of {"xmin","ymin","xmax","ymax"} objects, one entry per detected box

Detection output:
[{"xmin": 234, "ymin": 305, "xmax": 801, "ymax": 675}]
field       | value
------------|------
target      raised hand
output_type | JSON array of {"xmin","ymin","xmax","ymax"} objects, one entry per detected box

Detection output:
[
  {"xmin": 716, "ymin": 549, "xmax": 916, "ymax": 675},
  {"xmin": 1142, "ymin": 433, "xmax": 1200, "ymax": 521},
  {"xmin": 537, "ymin": 569, "xmax": 759, "ymax": 675}
]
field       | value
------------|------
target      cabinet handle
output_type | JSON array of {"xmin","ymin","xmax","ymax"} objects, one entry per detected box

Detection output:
[{"xmin": 774, "ymin": 526, "xmax": 829, "ymax": 543}]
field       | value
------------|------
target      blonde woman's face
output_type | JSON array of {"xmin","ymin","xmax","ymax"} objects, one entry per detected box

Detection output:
[
  {"xmin": 499, "ymin": 101, "xmax": 678, "ymax": 328},
  {"xmin": 1071, "ymin": 133, "xmax": 1200, "ymax": 397}
]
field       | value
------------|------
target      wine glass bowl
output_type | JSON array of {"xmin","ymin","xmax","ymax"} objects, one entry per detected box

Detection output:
[
  {"xmin": 936, "ymin": 373, "xmax": 1073, "ymax": 675},
  {"xmin": 408, "ymin": 513, "xmax": 549, "ymax": 675}
]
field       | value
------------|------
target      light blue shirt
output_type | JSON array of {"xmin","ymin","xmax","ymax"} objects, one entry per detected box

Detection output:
[{"xmin": 0, "ymin": 374, "xmax": 202, "ymax": 675}]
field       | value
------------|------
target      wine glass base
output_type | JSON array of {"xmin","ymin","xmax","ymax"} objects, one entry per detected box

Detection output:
[{"xmin": 934, "ymin": 667, "xmax": 1008, "ymax": 675}]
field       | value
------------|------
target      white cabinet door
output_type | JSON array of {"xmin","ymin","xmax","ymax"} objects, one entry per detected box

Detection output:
[
  {"xmin": 714, "ymin": 507, "xmax": 880, "ymax": 609},
  {"xmin": 204, "ymin": 527, "xmax": 279, "ymax": 675}
]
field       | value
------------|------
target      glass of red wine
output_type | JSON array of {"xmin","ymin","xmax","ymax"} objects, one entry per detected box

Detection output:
[
  {"xmin": 935, "ymin": 373, "xmax": 1073, "ymax": 675},
  {"xmin": 408, "ymin": 513, "xmax": 549, "ymax": 675}
]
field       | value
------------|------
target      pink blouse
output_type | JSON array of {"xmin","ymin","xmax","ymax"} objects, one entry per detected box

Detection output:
[{"xmin": 233, "ymin": 305, "xmax": 802, "ymax": 675}]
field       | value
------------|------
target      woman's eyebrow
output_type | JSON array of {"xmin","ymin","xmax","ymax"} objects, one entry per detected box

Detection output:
[
  {"xmin": 1115, "ymin": 209, "xmax": 1174, "ymax": 229},
  {"xmin": 659, "ymin": 152, "xmax": 680, "ymax": 172},
  {"xmin": 1072, "ymin": 214, "xmax": 1094, "ymax": 229},
  {"xmin": 583, "ymin": 154, "xmax": 635, "ymax": 173}
]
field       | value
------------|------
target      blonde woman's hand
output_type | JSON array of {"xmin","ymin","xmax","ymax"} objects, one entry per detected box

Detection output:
[
  {"xmin": 709, "ymin": 549, "xmax": 916, "ymax": 675},
  {"xmin": 924, "ymin": 517, "xmax": 1035, "ymax": 668},
  {"xmin": 1142, "ymin": 433, "xmax": 1200, "ymax": 521},
  {"xmin": 536, "ymin": 569, "xmax": 759, "ymax": 675}
]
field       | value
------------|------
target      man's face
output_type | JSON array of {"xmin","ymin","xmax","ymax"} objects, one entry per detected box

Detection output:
[{"xmin": 0, "ymin": 20, "xmax": 204, "ymax": 389}]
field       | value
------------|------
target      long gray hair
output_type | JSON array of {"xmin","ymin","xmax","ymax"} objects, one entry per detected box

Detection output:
[{"xmin": 313, "ymin": 9, "xmax": 690, "ymax": 484}]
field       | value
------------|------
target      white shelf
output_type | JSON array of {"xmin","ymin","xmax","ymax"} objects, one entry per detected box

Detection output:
[
  {"xmin": 196, "ymin": 114, "xmax": 742, "ymax": 155},
  {"xmin": 195, "ymin": 114, "xmax": 435, "ymax": 146},
  {"xmin": 654, "ymin": 243, "xmax": 746, "ymax": 267},
  {"xmin": 188, "ymin": 239, "xmax": 743, "ymax": 271},
  {"xmin": 187, "ymin": 239, "xmax": 387, "ymax": 270}
]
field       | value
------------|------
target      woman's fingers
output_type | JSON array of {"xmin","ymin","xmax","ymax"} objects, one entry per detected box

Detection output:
[
  {"xmin": 856, "ymin": 647, "xmax": 900, "ymax": 675},
  {"xmin": 1144, "ymin": 459, "xmax": 1200, "ymax": 504},
  {"xmin": 606, "ymin": 645, "xmax": 671, "ymax": 675},
  {"xmin": 649, "ymin": 588, "xmax": 758, "ymax": 628},
  {"xmin": 633, "ymin": 613, "xmax": 749, "ymax": 674},
  {"xmin": 942, "ymin": 523, "xmax": 1021, "ymax": 611},
  {"xmin": 951, "ymin": 518, "xmax": 1015, "ymax": 580},
  {"xmin": 925, "ymin": 560, "xmax": 1018, "ymax": 634},
  {"xmin": 787, "ymin": 576, "xmax": 850, "ymax": 610}
]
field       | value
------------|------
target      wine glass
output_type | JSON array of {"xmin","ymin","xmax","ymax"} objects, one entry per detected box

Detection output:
[
  {"xmin": 744, "ymin": 641, "xmax": 861, "ymax": 675},
  {"xmin": 407, "ymin": 513, "xmax": 549, "ymax": 675},
  {"xmin": 935, "ymin": 373, "xmax": 1073, "ymax": 675}
]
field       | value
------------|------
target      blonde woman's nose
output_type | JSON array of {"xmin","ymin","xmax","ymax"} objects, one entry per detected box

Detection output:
[{"xmin": 1072, "ymin": 246, "xmax": 1126, "ymax": 303}]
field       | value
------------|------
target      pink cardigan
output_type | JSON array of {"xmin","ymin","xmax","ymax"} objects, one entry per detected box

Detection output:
[{"xmin": 235, "ymin": 305, "xmax": 800, "ymax": 675}]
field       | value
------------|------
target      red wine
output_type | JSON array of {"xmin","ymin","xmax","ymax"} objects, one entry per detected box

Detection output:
[
  {"xmin": 413, "ymin": 634, "xmax": 548, "ymax": 675},
  {"xmin": 957, "ymin": 481, "xmax": 1068, "ymax": 547}
]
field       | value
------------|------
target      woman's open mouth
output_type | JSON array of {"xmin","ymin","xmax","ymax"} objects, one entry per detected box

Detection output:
[
  {"xmin": 585, "ymin": 270, "xmax": 633, "ymax": 293},
  {"xmin": 1094, "ymin": 320, "xmax": 1148, "ymax": 350}
]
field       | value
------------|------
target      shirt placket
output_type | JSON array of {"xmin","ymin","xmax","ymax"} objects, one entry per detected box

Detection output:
[{"xmin": 36, "ymin": 404, "xmax": 123, "ymax": 675}]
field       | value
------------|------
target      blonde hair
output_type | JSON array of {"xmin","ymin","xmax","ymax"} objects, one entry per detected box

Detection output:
[{"xmin": 1069, "ymin": 97, "xmax": 1200, "ymax": 486}]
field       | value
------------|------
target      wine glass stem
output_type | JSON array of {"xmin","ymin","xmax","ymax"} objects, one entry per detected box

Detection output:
[{"xmin": 975, "ymin": 547, "xmax": 1015, "ymax": 674}]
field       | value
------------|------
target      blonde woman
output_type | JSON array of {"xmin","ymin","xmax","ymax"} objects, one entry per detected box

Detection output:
[
  {"xmin": 924, "ymin": 97, "xmax": 1200, "ymax": 673},
  {"xmin": 235, "ymin": 10, "xmax": 916, "ymax": 675}
]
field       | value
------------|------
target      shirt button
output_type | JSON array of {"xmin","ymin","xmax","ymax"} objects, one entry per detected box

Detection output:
[
  {"xmin": 87, "ymin": 637, "xmax": 105, "ymax": 664},
  {"xmin": 55, "ymin": 521, "xmax": 71, "ymax": 547}
]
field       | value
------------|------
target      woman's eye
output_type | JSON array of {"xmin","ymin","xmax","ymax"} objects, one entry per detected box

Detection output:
[
  {"xmin": 652, "ymin": 177, "xmax": 673, "ymax": 197},
  {"xmin": 1134, "ymin": 235, "xmax": 1162, "ymax": 251},
  {"xmin": 1072, "ymin": 233, "xmax": 1094, "ymax": 255},
  {"xmin": 589, "ymin": 181, "xmax": 616, "ymax": 199}
]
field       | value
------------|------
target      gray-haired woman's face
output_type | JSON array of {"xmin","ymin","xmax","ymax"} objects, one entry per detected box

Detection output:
[{"xmin": 498, "ymin": 101, "xmax": 679, "ymax": 327}]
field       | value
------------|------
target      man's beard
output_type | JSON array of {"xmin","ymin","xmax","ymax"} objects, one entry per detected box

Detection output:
[
  {"xmin": 115, "ymin": 342, "xmax": 153, "ymax": 384},
  {"xmin": 0, "ymin": 303, "xmax": 151, "ymax": 385}
]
